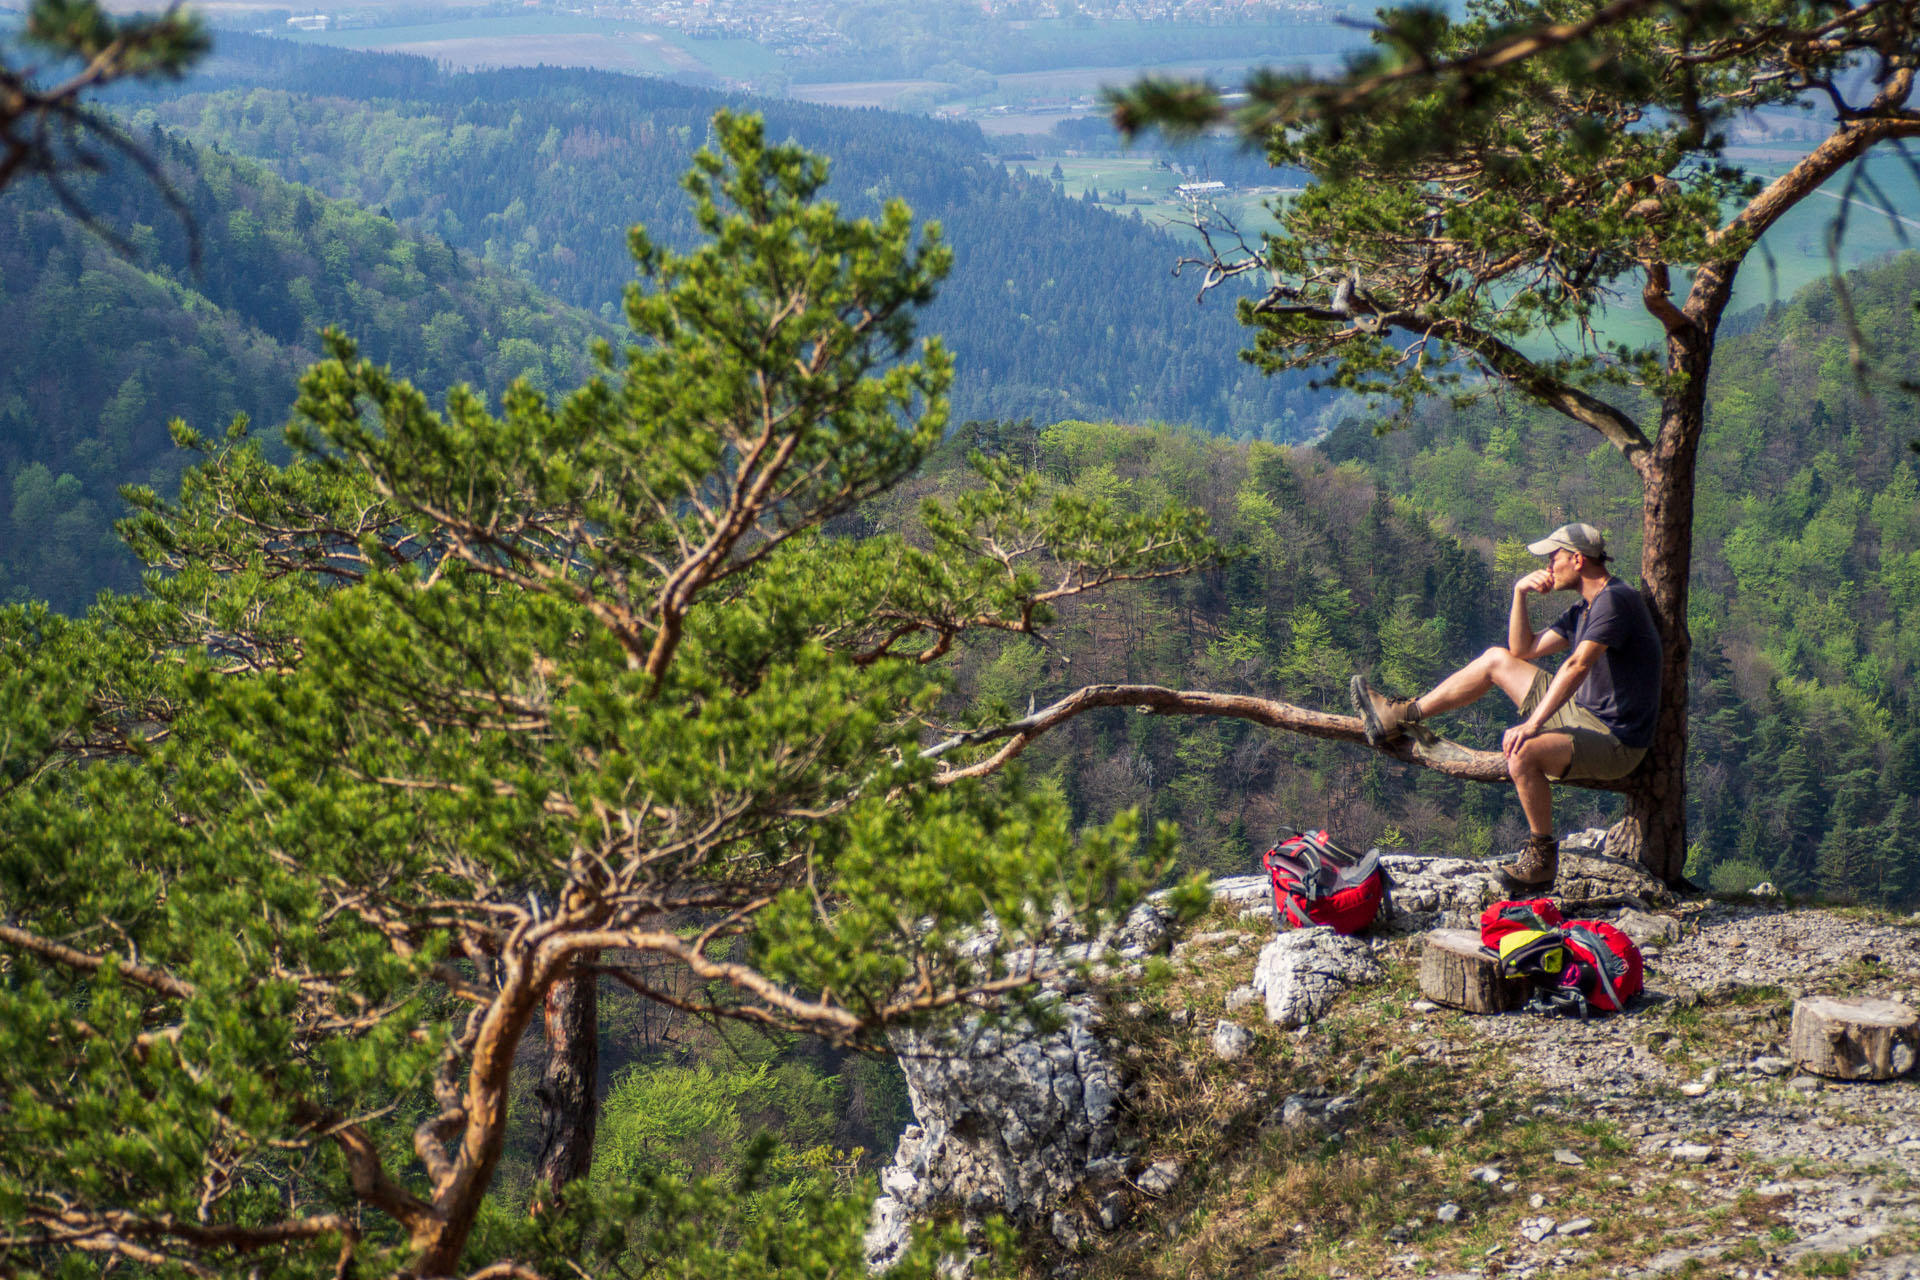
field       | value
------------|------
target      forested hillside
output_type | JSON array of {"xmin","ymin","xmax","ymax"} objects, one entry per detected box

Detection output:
[
  {"xmin": 1314, "ymin": 257, "xmax": 1920, "ymax": 903},
  {"xmin": 961, "ymin": 252, "xmax": 1920, "ymax": 906},
  {"xmin": 890, "ymin": 417, "xmax": 1524, "ymax": 878},
  {"xmin": 128, "ymin": 37, "xmax": 1316, "ymax": 437},
  {"xmin": 0, "ymin": 130, "xmax": 607, "ymax": 610}
]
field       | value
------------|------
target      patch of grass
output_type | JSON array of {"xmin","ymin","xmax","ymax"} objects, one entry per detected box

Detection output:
[
  {"xmin": 1799, "ymin": 1248, "xmax": 1861, "ymax": 1276},
  {"xmin": 1043, "ymin": 934, "xmax": 1739, "ymax": 1280}
]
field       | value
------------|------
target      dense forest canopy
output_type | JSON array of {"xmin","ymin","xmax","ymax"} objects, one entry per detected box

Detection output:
[
  {"xmin": 129, "ymin": 37, "xmax": 1321, "ymax": 435},
  {"xmin": 0, "ymin": 129, "xmax": 609, "ymax": 609},
  {"xmin": 3, "ymin": 38, "xmax": 1336, "ymax": 608}
]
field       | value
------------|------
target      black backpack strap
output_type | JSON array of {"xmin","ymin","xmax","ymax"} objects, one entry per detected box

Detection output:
[
  {"xmin": 1305, "ymin": 828, "xmax": 1357, "ymax": 869},
  {"xmin": 1281, "ymin": 892, "xmax": 1318, "ymax": 929},
  {"xmin": 1526, "ymin": 987, "xmax": 1592, "ymax": 1020}
]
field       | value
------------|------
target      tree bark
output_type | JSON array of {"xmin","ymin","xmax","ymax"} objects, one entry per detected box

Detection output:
[
  {"xmin": 533, "ymin": 956, "xmax": 599, "ymax": 1206},
  {"xmin": 1623, "ymin": 425, "xmax": 1697, "ymax": 880},
  {"xmin": 1617, "ymin": 307, "xmax": 1712, "ymax": 883},
  {"xmin": 1418, "ymin": 929, "xmax": 1530, "ymax": 1012},
  {"xmin": 1790, "ymin": 996, "xmax": 1920, "ymax": 1080}
]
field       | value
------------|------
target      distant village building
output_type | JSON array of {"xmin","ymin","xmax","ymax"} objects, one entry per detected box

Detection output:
[
  {"xmin": 285, "ymin": 13, "xmax": 328, "ymax": 28},
  {"xmin": 1174, "ymin": 180, "xmax": 1227, "ymax": 199}
]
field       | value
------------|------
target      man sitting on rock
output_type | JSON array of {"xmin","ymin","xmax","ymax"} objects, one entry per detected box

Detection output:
[{"xmin": 1350, "ymin": 523, "xmax": 1662, "ymax": 891}]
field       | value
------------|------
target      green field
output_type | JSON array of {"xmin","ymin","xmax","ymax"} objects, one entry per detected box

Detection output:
[
  {"xmin": 675, "ymin": 35, "xmax": 782, "ymax": 80},
  {"xmin": 281, "ymin": 15, "xmax": 781, "ymax": 81},
  {"xmin": 1031, "ymin": 154, "xmax": 1291, "ymax": 250},
  {"xmin": 1593, "ymin": 150, "xmax": 1920, "ymax": 350}
]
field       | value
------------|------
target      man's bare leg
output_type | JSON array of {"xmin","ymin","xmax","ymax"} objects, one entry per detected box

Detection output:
[
  {"xmin": 1507, "ymin": 731, "xmax": 1575, "ymax": 836},
  {"xmin": 1413, "ymin": 646, "xmax": 1543, "ymax": 719}
]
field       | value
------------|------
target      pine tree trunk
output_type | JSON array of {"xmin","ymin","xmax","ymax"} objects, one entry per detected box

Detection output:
[
  {"xmin": 533, "ymin": 958, "xmax": 599, "ymax": 1204},
  {"xmin": 1619, "ymin": 380, "xmax": 1705, "ymax": 884}
]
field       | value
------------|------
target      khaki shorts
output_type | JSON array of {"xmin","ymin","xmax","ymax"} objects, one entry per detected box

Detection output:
[{"xmin": 1519, "ymin": 669, "xmax": 1647, "ymax": 782}]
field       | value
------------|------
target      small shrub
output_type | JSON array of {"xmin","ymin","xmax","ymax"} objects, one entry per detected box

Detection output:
[{"xmin": 1709, "ymin": 858, "xmax": 1769, "ymax": 894}]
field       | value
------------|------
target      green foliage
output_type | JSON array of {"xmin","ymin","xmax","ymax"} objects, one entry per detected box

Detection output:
[
  {"xmin": 1378, "ymin": 593, "xmax": 1448, "ymax": 695},
  {"xmin": 595, "ymin": 1053, "xmax": 836, "ymax": 1186},
  {"xmin": 471, "ymin": 1146, "xmax": 1000, "ymax": 1280},
  {"xmin": 0, "ymin": 114, "xmax": 1208, "ymax": 1277},
  {"xmin": 0, "ymin": 130, "xmax": 607, "ymax": 610},
  {"xmin": 904, "ymin": 417, "xmax": 1514, "ymax": 873},
  {"xmin": 1707, "ymin": 859, "xmax": 1768, "ymax": 896}
]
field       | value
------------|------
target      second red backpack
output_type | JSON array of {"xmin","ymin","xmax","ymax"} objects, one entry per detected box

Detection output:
[
  {"xmin": 1557, "ymin": 919, "xmax": 1644, "ymax": 1014},
  {"xmin": 1480, "ymin": 897, "xmax": 1644, "ymax": 1015},
  {"xmin": 1262, "ymin": 827, "xmax": 1391, "ymax": 935}
]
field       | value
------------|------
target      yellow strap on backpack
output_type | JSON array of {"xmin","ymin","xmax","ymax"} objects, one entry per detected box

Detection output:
[{"xmin": 1498, "ymin": 928, "xmax": 1565, "ymax": 976}]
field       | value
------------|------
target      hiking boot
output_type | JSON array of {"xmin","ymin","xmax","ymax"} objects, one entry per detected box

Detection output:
[
  {"xmin": 1495, "ymin": 834, "xmax": 1560, "ymax": 891},
  {"xmin": 1350, "ymin": 675, "xmax": 1426, "ymax": 747}
]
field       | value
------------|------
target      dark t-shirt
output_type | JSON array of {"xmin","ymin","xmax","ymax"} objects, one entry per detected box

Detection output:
[{"xmin": 1547, "ymin": 578, "xmax": 1664, "ymax": 749}]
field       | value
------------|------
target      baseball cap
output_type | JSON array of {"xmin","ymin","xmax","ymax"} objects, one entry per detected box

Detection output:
[{"xmin": 1526, "ymin": 522, "xmax": 1608, "ymax": 562}]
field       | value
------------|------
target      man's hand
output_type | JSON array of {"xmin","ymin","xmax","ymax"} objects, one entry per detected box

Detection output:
[
  {"xmin": 1515, "ymin": 568, "xmax": 1555, "ymax": 596},
  {"xmin": 1502, "ymin": 720, "xmax": 1541, "ymax": 758}
]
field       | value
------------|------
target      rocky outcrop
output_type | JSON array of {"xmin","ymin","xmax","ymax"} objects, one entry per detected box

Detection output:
[
  {"xmin": 864, "ymin": 993, "xmax": 1124, "ymax": 1268},
  {"xmin": 865, "ymin": 882, "xmax": 1393, "ymax": 1268},
  {"xmin": 865, "ymin": 899, "xmax": 1176, "ymax": 1269},
  {"xmin": 866, "ymin": 836, "xmax": 1672, "ymax": 1270},
  {"xmin": 1250, "ymin": 928, "xmax": 1383, "ymax": 1027}
]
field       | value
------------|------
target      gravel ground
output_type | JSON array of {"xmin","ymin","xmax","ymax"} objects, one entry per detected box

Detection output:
[{"xmin": 1401, "ymin": 898, "xmax": 1920, "ymax": 1279}]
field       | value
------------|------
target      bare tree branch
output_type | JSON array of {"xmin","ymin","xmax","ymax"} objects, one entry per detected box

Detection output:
[
  {"xmin": 925, "ymin": 683, "xmax": 1644, "ymax": 794},
  {"xmin": 0, "ymin": 921, "xmax": 198, "ymax": 1001}
]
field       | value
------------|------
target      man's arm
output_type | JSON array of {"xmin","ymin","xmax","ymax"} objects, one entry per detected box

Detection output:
[
  {"xmin": 1509, "ymin": 571, "xmax": 1571, "ymax": 660},
  {"xmin": 1501, "ymin": 639, "xmax": 1605, "ymax": 757}
]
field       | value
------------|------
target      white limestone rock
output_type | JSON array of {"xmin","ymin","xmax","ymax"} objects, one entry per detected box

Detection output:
[
  {"xmin": 1211, "ymin": 1020, "xmax": 1253, "ymax": 1060},
  {"xmin": 1372, "ymin": 852, "xmax": 1497, "ymax": 932},
  {"xmin": 1250, "ymin": 928, "xmax": 1384, "ymax": 1028},
  {"xmin": 865, "ymin": 995, "xmax": 1123, "ymax": 1271}
]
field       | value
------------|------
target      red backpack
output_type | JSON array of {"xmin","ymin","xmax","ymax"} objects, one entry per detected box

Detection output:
[
  {"xmin": 1262, "ymin": 828, "xmax": 1391, "ymax": 935},
  {"xmin": 1480, "ymin": 897, "xmax": 1563, "ymax": 945},
  {"xmin": 1479, "ymin": 898, "xmax": 1643, "ymax": 1015},
  {"xmin": 1557, "ymin": 919, "xmax": 1644, "ymax": 1014}
]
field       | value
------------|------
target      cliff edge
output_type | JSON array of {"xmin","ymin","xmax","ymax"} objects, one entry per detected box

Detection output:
[{"xmin": 871, "ymin": 836, "xmax": 1920, "ymax": 1278}]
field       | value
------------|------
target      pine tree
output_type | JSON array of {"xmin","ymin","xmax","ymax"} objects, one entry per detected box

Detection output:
[
  {"xmin": 1378, "ymin": 593, "xmax": 1447, "ymax": 698},
  {"xmin": 1111, "ymin": 0, "xmax": 1920, "ymax": 880},
  {"xmin": 1814, "ymin": 769, "xmax": 1877, "ymax": 903},
  {"xmin": 1878, "ymin": 798, "xmax": 1920, "ymax": 910},
  {"xmin": 0, "ymin": 113, "xmax": 1218, "ymax": 1278},
  {"xmin": 1277, "ymin": 606, "xmax": 1349, "ymax": 706}
]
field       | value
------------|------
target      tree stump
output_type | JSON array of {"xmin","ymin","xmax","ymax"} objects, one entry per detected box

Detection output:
[
  {"xmin": 1789, "ymin": 997, "xmax": 1920, "ymax": 1080},
  {"xmin": 1418, "ymin": 929, "xmax": 1530, "ymax": 1013}
]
